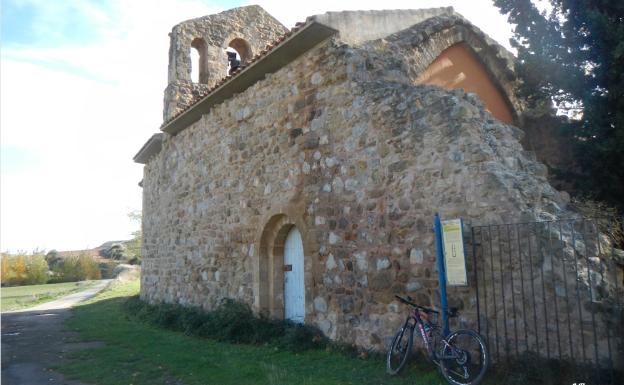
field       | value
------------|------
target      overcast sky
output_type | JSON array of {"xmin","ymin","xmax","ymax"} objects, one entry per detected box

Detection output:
[{"xmin": 0, "ymin": 0, "xmax": 515, "ymax": 253}]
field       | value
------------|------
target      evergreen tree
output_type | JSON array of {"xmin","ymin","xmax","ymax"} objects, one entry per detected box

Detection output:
[{"xmin": 494, "ymin": 0, "xmax": 624, "ymax": 209}]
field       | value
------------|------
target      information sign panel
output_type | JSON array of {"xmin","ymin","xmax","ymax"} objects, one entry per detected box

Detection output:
[{"xmin": 441, "ymin": 219, "xmax": 468, "ymax": 286}]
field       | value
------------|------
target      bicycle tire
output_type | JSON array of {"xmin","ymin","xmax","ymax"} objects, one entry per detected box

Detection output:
[
  {"xmin": 439, "ymin": 329, "xmax": 489, "ymax": 385},
  {"xmin": 386, "ymin": 325, "xmax": 413, "ymax": 375}
]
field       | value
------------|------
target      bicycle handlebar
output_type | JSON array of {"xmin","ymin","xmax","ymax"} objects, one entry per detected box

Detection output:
[{"xmin": 395, "ymin": 295, "xmax": 458, "ymax": 317}]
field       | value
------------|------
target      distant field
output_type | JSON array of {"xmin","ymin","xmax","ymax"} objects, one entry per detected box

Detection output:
[{"xmin": 1, "ymin": 281, "xmax": 98, "ymax": 312}]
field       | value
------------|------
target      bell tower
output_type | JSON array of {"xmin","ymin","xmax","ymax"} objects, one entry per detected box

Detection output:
[{"xmin": 163, "ymin": 5, "xmax": 288, "ymax": 121}]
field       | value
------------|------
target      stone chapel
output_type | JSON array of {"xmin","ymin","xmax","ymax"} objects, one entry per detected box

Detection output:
[{"xmin": 133, "ymin": 5, "xmax": 600, "ymax": 352}]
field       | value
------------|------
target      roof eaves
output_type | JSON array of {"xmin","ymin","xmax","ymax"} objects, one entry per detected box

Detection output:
[{"xmin": 133, "ymin": 133, "xmax": 165, "ymax": 164}]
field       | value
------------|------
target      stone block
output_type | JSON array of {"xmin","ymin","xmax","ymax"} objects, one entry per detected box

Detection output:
[
  {"xmin": 370, "ymin": 271, "xmax": 393, "ymax": 290},
  {"xmin": 326, "ymin": 254, "xmax": 337, "ymax": 270},
  {"xmin": 314, "ymin": 296, "xmax": 328, "ymax": 313},
  {"xmin": 376, "ymin": 258, "xmax": 391, "ymax": 270},
  {"xmin": 406, "ymin": 279, "xmax": 422, "ymax": 292},
  {"xmin": 354, "ymin": 251, "xmax": 368, "ymax": 271},
  {"xmin": 410, "ymin": 248, "xmax": 424, "ymax": 264}
]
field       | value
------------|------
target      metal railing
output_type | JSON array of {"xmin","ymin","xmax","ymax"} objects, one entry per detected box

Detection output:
[{"xmin": 470, "ymin": 217, "xmax": 623, "ymax": 382}]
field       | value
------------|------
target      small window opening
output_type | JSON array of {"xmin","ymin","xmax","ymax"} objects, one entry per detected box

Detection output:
[
  {"xmin": 226, "ymin": 38, "xmax": 252, "ymax": 75},
  {"xmin": 191, "ymin": 38, "xmax": 208, "ymax": 83}
]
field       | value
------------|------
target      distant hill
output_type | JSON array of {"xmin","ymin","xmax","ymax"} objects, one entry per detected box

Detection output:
[
  {"xmin": 1, "ymin": 240, "xmax": 134, "ymax": 259},
  {"xmin": 56, "ymin": 239, "xmax": 132, "ymax": 262},
  {"xmin": 57, "ymin": 248, "xmax": 100, "ymax": 258},
  {"xmin": 96, "ymin": 240, "xmax": 130, "ymax": 251}
]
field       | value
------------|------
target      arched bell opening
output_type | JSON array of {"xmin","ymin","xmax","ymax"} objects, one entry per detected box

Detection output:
[
  {"xmin": 226, "ymin": 38, "xmax": 253, "ymax": 75},
  {"xmin": 190, "ymin": 37, "xmax": 209, "ymax": 84}
]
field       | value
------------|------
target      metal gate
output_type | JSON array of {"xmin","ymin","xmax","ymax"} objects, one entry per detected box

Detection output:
[{"xmin": 470, "ymin": 217, "xmax": 623, "ymax": 380}]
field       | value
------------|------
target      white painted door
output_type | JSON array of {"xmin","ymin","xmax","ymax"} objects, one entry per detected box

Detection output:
[{"xmin": 284, "ymin": 227, "xmax": 305, "ymax": 323}]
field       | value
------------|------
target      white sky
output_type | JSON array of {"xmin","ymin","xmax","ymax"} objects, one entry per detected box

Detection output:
[{"xmin": 0, "ymin": 0, "xmax": 514, "ymax": 253}]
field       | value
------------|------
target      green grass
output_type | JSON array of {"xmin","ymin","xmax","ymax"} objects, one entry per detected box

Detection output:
[
  {"xmin": 59, "ymin": 281, "xmax": 447, "ymax": 385},
  {"xmin": 59, "ymin": 281, "xmax": 582, "ymax": 385},
  {"xmin": 1, "ymin": 280, "xmax": 98, "ymax": 312}
]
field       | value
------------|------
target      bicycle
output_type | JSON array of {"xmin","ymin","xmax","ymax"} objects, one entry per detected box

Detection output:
[{"xmin": 386, "ymin": 295, "xmax": 489, "ymax": 385}]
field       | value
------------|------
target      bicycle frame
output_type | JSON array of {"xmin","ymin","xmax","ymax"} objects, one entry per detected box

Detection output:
[
  {"xmin": 402, "ymin": 307, "xmax": 435, "ymax": 359},
  {"xmin": 403, "ymin": 307, "xmax": 464, "ymax": 363}
]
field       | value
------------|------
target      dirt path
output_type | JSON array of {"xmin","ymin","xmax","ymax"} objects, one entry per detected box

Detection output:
[{"xmin": 1, "ymin": 280, "xmax": 112, "ymax": 385}]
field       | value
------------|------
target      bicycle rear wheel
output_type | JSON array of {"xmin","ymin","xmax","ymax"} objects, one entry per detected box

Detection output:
[
  {"xmin": 386, "ymin": 325, "xmax": 413, "ymax": 375},
  {"xmin": 439, "ymin": 329, "xmax": 489, "ymax": 385}
]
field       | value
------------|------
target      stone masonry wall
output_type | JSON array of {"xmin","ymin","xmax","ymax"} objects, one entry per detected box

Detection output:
[{"xmin": 141, "ymin": 37, "xmax": 615, "ymax": 355}]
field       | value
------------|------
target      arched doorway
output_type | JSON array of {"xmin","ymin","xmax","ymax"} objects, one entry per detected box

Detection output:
[
  {"xmin": 283, "ymin": 227, "xmax": 305, "ymax": 323},
  {"xmin": 257, "ymin": 214, "xmax": 313, "ymax": 321}
]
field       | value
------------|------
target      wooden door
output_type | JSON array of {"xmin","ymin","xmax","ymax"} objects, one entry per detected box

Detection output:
[{"xmin": 284, "ymin": 227, "xmax": 305, "ymax": 323}]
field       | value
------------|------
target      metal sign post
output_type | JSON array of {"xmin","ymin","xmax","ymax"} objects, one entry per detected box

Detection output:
[{"xmin": 434, "ymin": 213, "xmax": 450, "ymax": 336}]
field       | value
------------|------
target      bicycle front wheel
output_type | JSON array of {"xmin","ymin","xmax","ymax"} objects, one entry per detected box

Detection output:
[
  {"xmin": 386, "ymin": 325, "xmax": 413, "ymax": 375},
  {"xmin": 439, "ymin": 329, "xmax": 489, "ymax": 385}
]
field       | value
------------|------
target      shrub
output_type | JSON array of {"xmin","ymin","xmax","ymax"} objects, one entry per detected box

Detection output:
[
  {"xmin": 277, "ymin": 322, "xmax": 327, "ymax": 352},
  {"xmin": 98, "ymin": 261, "xmax": 118, "ymax": 279},
  {"xmin": 102, "ymin": 243, "xmax": 127, "ymax": 260},
  {"xmin": 50, "ymin": 254, "xmax": 101, "ymax": 283},
  {"xmin": 127, "ymin": 256, "xmax": 141, "ymax": 265},
  {"xmin": 569, "ymin": 198, "xmax": 623, "ymax": 248},
  {"xmin": 101, "ymin": 240, "xmax": 141, "ymax": 265},
  {"xmin": 24, "ymin": 254, "xmax": 49, "ymax": 285},
  {"xmin": 122, "ymin": 296, "xmax": 328, "ymax": 352},
  {"xmin": 1, "ymin": 253, "xmax": 49, "ymax": 286},
  {"xmin": 44, "ymin": 250, "xmax": 63, "ymax": 269}
]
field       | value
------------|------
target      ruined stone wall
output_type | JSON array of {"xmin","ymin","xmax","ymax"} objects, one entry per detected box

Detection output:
[
  {"xmin": 367, "ymin": 15, "xmax": 523, "ymax": 124},
  {"xmin": 141, "ymin": 37, "xmax": 609, "ymax": 353}
]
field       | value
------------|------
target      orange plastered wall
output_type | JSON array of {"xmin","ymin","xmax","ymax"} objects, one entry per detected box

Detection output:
[{"xmin": 416, "ymin": 43, "xmax": 514, "ymax": 124}]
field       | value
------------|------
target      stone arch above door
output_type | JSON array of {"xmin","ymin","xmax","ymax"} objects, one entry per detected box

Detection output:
[{"xmin": 256, "ymin": 213, "xmax": 315, "ymax": 320}]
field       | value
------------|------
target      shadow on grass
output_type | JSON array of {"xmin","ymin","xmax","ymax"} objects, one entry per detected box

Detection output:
[
  {"xmin": 59, "ymin": 287, "xmax": 445, "ymax": 385},
  {"xmin": 484, "ymin": 351, "xmax": 622, "ymax": 385},
  {"xmin": 61, "ymin": 283, "xmax": 611, "ymax": 385}
]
